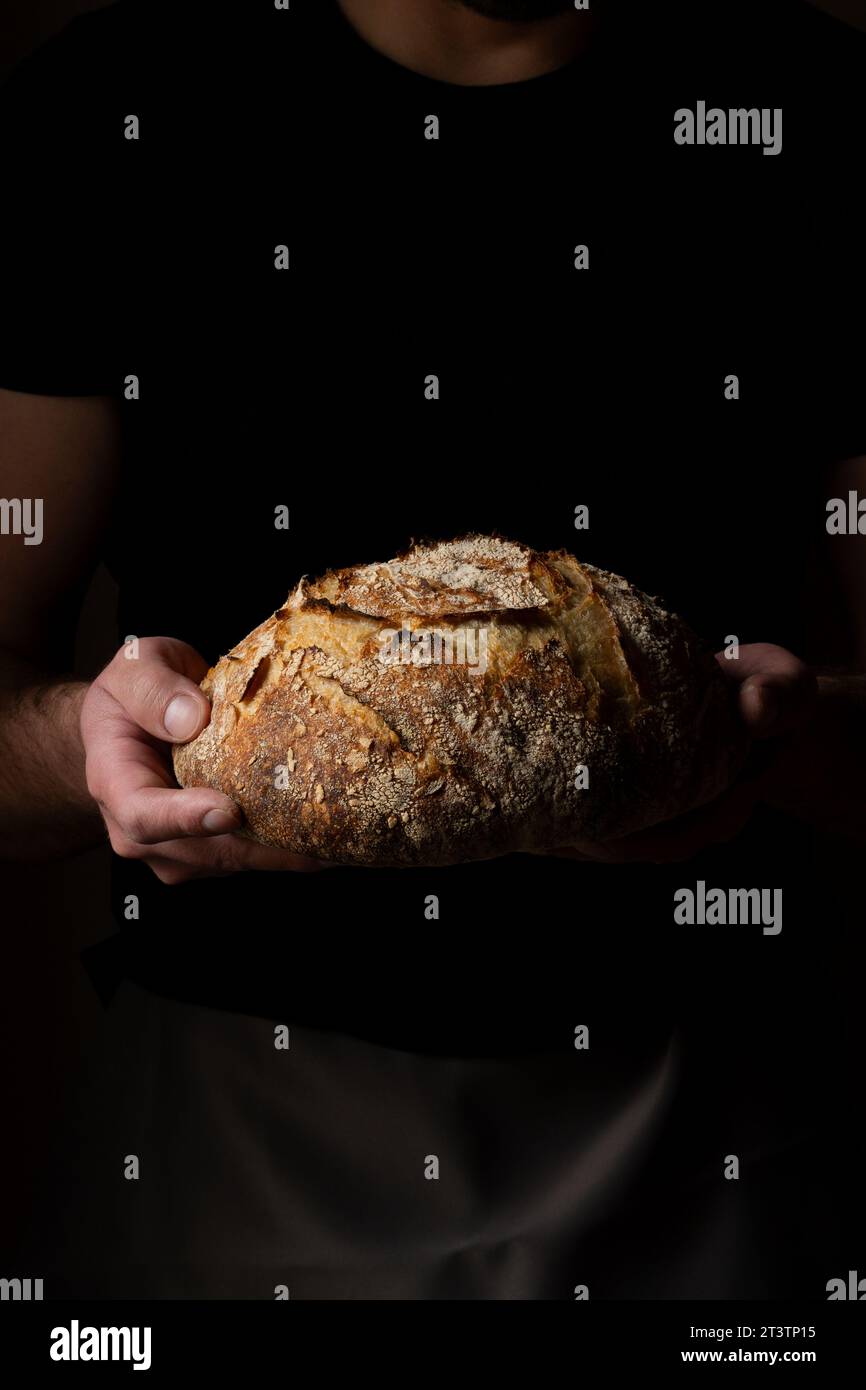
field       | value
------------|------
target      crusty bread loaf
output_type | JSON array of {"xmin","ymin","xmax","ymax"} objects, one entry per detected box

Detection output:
[{"xmin": 172, "ymin": 536, "xmax": 747, "ymax": 866}]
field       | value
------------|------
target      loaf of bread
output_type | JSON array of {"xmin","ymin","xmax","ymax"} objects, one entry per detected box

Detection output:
[{"xmin": 172, "ymin": 536, "xmax": 747, "ymax": 866}]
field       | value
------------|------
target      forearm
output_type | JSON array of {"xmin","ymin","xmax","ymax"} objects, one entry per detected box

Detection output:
[
  {"xmin": 0, "ymin": 663, "xmax": 103, "ymax": 859},
  {"xmin": 762, "ymin": 673, "xmax": 866, "ymax": 839}
]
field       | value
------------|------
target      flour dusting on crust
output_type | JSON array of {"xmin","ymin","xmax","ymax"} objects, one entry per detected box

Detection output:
[{"xmin": 173, "ymin": 537, "xmax": 748, "ymax": 866}]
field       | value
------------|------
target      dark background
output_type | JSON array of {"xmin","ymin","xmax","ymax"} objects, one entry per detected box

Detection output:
[{"xmin": 1, "ymin": 0, "xmax": 865, "ymax": 1265}]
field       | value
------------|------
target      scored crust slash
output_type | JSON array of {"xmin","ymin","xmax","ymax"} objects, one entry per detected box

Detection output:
[{"xmin": 172, "ymin": 535, "xmax": 748, "ymax": 867}]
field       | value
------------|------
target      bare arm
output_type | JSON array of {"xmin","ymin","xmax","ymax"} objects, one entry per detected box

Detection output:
[
  {"xmin": 762, "ymin": 671, "xmax": 866, "ymax": 837},
  {"xmin": 0, "ymin": 386, "xmax": 322, "ymax": 876},
  {"xmin": 761, "ymin": 455, "xmax": 866, "ymax": 838},
  {"xmin": 551, "ymin": 457, "xmax": 866, "ymax": 864},
  {"xmin": 0, "ymin": 388, "xmax": 119, "ymax": 857}
]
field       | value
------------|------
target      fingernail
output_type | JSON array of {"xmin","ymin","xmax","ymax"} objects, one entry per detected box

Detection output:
[
  {"xmin": 202, "ymin": 808, "xmax": 240, "ymax": 834},
  {"xmin": 164, "ymin": 694, "xmax": 202, "ymax": 740}
]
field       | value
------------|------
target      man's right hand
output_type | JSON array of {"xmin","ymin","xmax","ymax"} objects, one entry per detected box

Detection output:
[{"xmin": 81, "ymin": 636, "xmax": 325, "ymax": 883}]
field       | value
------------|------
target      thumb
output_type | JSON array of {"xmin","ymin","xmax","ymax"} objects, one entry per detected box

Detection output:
[
  {"xmin": 717, "ymin": 644, "xmax": 817, "ymax": 738},
  {"xmin": 96, "ymin": 635, "xmax": 213, "ymax": 744}
]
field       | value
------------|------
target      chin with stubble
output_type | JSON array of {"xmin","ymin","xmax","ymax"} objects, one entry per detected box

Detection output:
[{"xmin": 455, "ymin": 0, "xmax": 576, "ymax": 19}]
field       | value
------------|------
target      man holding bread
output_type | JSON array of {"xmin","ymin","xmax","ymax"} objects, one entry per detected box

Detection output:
[{"xmin": 1, "ymin": 0, "xmax": 864, "ymax": 1300}]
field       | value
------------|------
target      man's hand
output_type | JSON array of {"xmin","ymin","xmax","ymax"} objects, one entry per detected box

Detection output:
[
  {"xmin": 551, "ymin": 642, "xmax": 818, "ymax": 865},
  {"xmin": 81, "ymin": 637, "xmax": 324, "ymax": 883}
]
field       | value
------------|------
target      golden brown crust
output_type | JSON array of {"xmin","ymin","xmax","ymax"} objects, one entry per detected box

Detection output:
[{"xmin": 172, "ymin": 536, "xmax": 748, "ymax": 866}]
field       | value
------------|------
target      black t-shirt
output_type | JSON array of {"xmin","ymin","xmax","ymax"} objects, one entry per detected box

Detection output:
[{"xmin": 1, "ymin": 0, "xmax": 863, "ymax": 1066}]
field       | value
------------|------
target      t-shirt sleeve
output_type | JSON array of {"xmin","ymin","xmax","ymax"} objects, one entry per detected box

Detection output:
[{"xmin": 0, "ymin": 15, "xmax": 120, "ymax": 396}]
